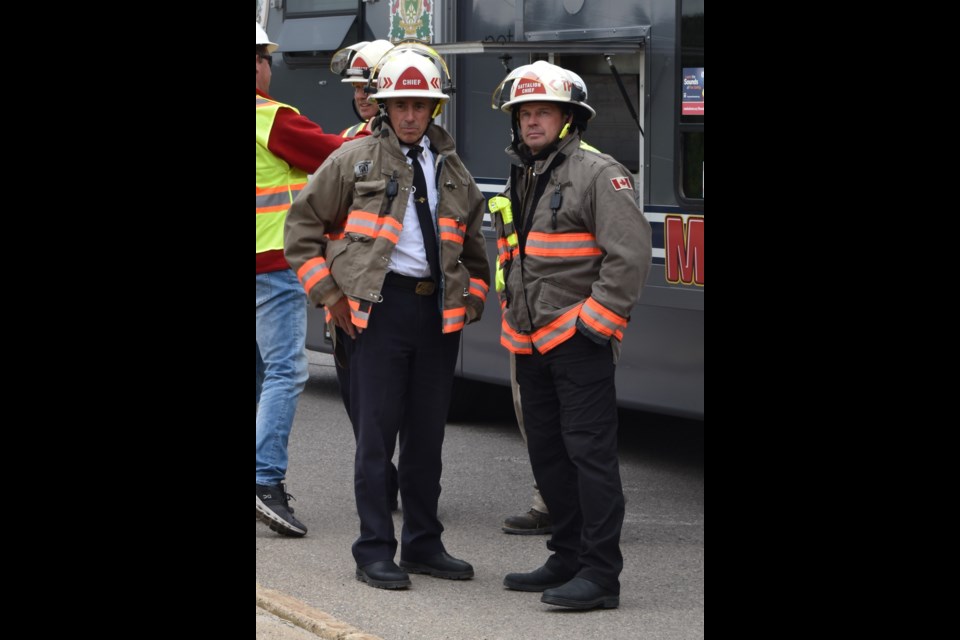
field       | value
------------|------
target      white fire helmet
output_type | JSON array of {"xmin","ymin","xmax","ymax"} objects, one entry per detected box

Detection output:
[
  {"xmin": 256, "ymin": 22, "xmax": 278, "ymax": 54},
  {"xmin": 493, "ymin": 60, "xmax": 595, "ymax": 119},
  {"xmin": 331, "ymin": 40, "xmax": 396, "ymax": 84},
  {"xmin": 369, "ymin": 49, "xmax": 450, "ymax": 103},
  {"xmin": 329, "ymin": 41, "xmax": 368, "ymax": 75}
]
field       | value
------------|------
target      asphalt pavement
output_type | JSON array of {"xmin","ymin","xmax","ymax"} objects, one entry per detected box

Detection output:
[{"xmin": 256, "ymin": 351, "xmax": 704, "ymax": 639}]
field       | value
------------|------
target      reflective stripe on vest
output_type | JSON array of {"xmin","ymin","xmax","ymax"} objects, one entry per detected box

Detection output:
[
  {"xmin": 256, "ymin": 95, "xmax": 309, "ymax": 254},
  {"xmin": 340, "ymin": 120, "xmax": 370, "ymax": 138}
]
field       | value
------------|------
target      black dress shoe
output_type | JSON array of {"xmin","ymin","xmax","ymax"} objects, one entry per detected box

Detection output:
[
  {"xmin": 399, "ymin": 552, "xmax": 474, "ymax": 580},
  {"xmin": 541, "ymin": 577, "xmax": 619, "ymax": 609},
  {"xmin": 356, "ymin": 560, "xmax": 411, "ymax": 589},
  {"xmin": 503, "ymin": 564, "xmax": 573, "ymax": 592}
]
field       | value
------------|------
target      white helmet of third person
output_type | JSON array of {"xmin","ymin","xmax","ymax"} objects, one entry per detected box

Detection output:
[
  {"xmin": 495, "ymin": 60, "xmax": 595, "ymax": 119},
  {"xmin": 336, "ymin": 40, "xmax": 395, "ymax": 84},
  {"xmin": 369, "ymin": 49, "xmax": 450, "ymax": 103},
  {"xmin": 256, "ymin": 22, "xmax": 278, "ymax": 54},
  {"xmin": 329, "ymin": 41, "xmax": 369, "ymax": 75}
]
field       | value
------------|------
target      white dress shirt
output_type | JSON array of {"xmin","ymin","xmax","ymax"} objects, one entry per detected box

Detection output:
[{"xmin": 389, "ymin": 136, "xmax": 438, "ymax": 278}]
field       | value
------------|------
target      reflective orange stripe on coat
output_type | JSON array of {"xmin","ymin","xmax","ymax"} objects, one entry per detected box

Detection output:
[
  {"xmin": 497, "ymin": 237, "xmax": 519, "ymax": 266},
  {"xmin": 469, "ymin": 278, "xmax": 489, "ymax": 303},
  {"xmin": 297, "ymin": 257, "xmax": 332, "ymax": 295},
  {"xmin": 439, "ymin": 217, "xmax": 466, "ymax": 244},
  {"xmin": 344, "ymin": 210, "xmax": 402, "ymax": 244},
  {"xmin": 500, "ymin": 318, "xmax": 533, "ymax": 354},
  {"xmin": 349, "ymin": 299, "xmax": 372, "ymax": 328},
  {"xmin": 443, "ymin": 307, "xmax": 466, "ymax": 333},
  {"xmin": 579, "ymin": 297, "xmax": 628, "ymax": 341},
  {"xmin": 524, "ymin": 232, "xmax": 602, "ymax": 258},
  {"xmin": 531, "ymin": 305, "xmax": 582, "ymax": 354}
]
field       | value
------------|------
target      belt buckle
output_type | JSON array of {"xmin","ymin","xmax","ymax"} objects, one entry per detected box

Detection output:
[{"xmin": 415, "ymin": 281, "xmax": 435, "ymax": 295}]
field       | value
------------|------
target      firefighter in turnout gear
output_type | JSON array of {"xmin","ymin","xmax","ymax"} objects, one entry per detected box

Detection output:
[
  {"xmin": 284, "ymin": 46, "xmax": 490, "ymax": 590},
  {"xmin": 492, "ymin": 60, "xmax": 652, "ymax": 610},
  {"xmin": 332, "ymin": 39, "xmax": 395, "ymax": 138}
]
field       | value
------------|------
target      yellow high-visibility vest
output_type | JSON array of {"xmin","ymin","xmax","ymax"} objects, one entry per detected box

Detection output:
[
  {"xmin": 256, "ymin": 95, "xmax": 308, "ymax": 254},
  {"xmin": 340, "ymin": 120, "xmax": 370, "ymax": 138}
]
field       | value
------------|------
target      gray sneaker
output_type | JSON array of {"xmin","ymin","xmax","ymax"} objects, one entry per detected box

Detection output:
[
  {"xmin": 256, "ymin": 483, "xmax": 307, "ymax": 537},
  {"xmin": 502, "ymin": 508, "xmax": 552, "ymax": 535}
]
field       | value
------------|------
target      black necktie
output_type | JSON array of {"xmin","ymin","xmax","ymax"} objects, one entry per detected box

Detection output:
[{"xmin": 406, "ymin": 146, "xmax": 441, "ymax": 281}]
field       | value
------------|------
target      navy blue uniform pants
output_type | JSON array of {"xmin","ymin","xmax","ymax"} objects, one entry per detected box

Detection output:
[
  {"xmin": 343, "ymin": 281, "xmax": 461, "ymax": 568},
  {"xmin": 335, "ymin": 340, "xmax": 399, "ymax": 505},
  {"xmin": 515, "ymin": 331, "xmax": 624, "ymax": 594}
]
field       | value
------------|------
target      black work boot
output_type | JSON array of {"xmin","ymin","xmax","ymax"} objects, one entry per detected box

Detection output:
[
  {"xmin": 541, "ymin": 577, "xmax": 619, "ymax": 610},
  {"xmin": 503, "ymin": 564, "xmax": 573, "ymax": 592}
]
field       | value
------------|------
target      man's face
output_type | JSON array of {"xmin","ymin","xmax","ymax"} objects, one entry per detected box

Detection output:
[
  {"xmin": 385, "ymin": 98, "xmax": 436, "ymax": 145},
  {"xmin": 257, "ymin": 53, "xmax": 273, "ymax": 93},
  {"xmin": 256, "ymin": 52, "xmax": 272, "ymax": 93},
  {"xmin": 517, "ymin": 102, "xmax": 569, "ymax": 154},
  {"xmin": 354, "ymin": 85, "xmax": 379, "ymax": 121}
]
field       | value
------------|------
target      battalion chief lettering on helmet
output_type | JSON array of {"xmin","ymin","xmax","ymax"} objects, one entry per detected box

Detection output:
[
  {"xmin": 491, "ymin": 60, "xmax": 653, "ymax": 611},
  {"xmin": 283, "ymin": 46, "xmax": 491, "ymax": 591}
]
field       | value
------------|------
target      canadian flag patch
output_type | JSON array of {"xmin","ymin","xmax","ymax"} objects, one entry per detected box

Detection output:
[{"xmin": 610, "ymin": 177, "xmax": 632, "ymax": 191}]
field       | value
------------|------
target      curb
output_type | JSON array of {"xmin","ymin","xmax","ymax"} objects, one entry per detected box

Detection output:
[{"xmin": 256, "ymin": 583, "xmax": 384, "ymax": 640}]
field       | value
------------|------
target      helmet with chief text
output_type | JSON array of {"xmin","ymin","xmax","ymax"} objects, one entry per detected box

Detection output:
[{"xmin": 368, "ymin": 45, "xmax": 454, "ymax": 117}]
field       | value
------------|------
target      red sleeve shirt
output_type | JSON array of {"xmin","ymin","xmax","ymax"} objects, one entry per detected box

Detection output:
[
  {"xmin": 267, "ymin": 103, "xmax": 345, "ymax": 174},
  {"xmin": 257, "ymin": 90, "xmax": 368, "ymax": 274}
]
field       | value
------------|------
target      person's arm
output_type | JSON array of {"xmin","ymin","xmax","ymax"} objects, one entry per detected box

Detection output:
[
  {"xmin": 578, "ymin": 165, "xmax": 652, "ymax": 343},
  {"xmin": 284, "ymin": 152, "xmax": 352, "ymax": 309},
  {"xmin": 461, "ymin": 178, "xmax": 492, "ymax": 323},
  {"xmin": 269, "ymin": 107, "xmax": 353, "ymax": 174}
]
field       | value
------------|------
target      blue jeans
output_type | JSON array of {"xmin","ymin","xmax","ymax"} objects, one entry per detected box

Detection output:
[{"xmin": 256, "ymin": 269, "xmax": 309, "ymax": 486}]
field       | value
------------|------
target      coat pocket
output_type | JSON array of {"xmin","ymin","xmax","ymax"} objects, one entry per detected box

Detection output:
[{"xmin": 538, "ymin": 280, "xmax": 585, "ymax": 310}]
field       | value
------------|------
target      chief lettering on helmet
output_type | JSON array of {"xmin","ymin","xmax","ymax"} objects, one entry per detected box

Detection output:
[{"xmin": 368, "ymin": 46, "xmax": 454, "ymax": 119}]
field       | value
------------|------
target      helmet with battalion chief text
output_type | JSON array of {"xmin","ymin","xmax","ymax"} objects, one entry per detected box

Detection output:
[
  {"xmin": 332, "ymin": 40, "xmax": 395, "ymax": 84},
  {"xmin": 256, "ymin": 22, "xmax": 278, "ymax": 54},
  {"xmin": 493, "ymin": 60, "xmax": 595, "ymax": 120}
]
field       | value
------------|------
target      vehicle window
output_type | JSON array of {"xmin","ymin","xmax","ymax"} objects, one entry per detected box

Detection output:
[
  {"xmin": 286, "ymin": 0, "xmax": 356, "ymax": 16},
  {"xmin": 680, "ymin": 0, "xmax": 704, "ymax": 201}
]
